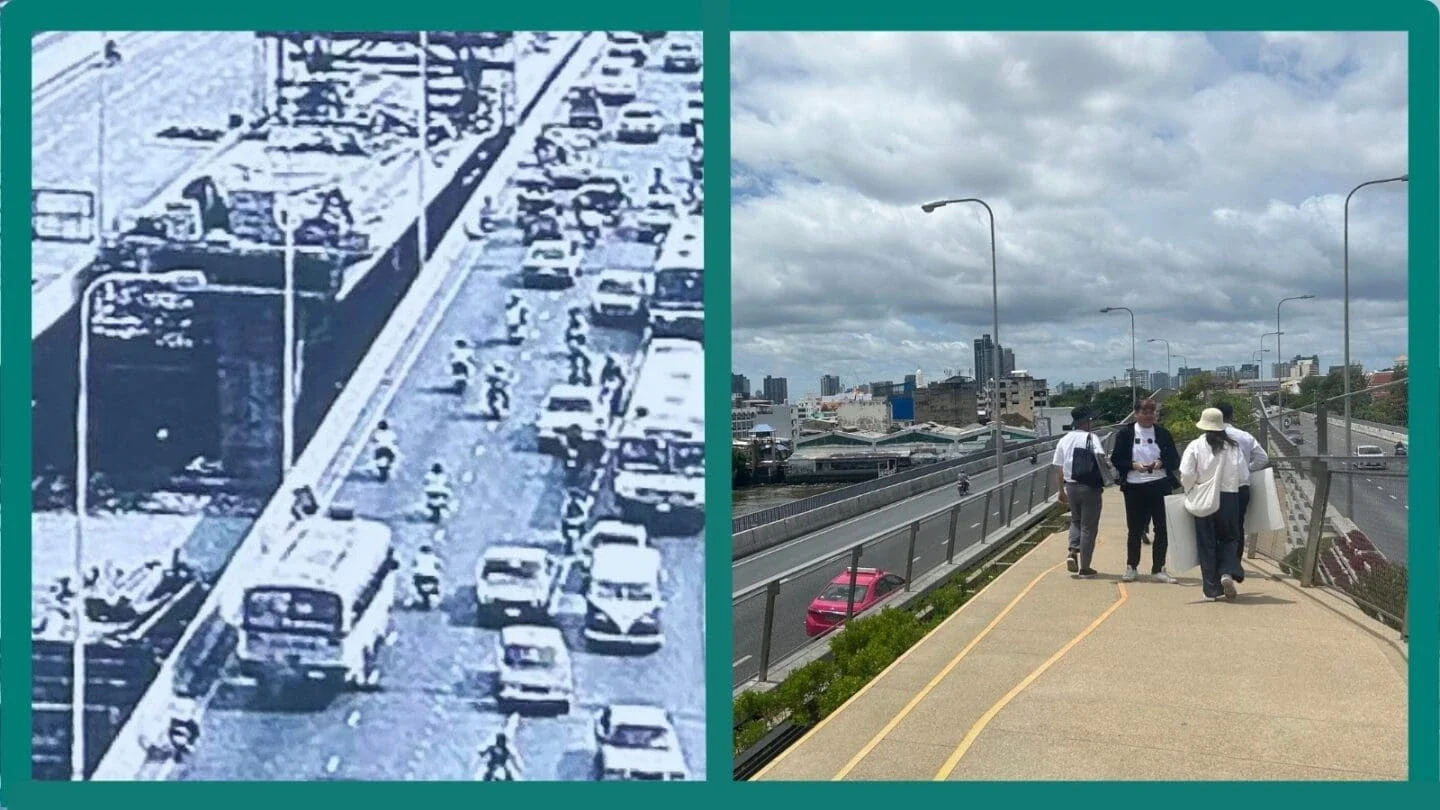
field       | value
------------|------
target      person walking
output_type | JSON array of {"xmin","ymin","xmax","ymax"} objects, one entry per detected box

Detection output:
[
  {"xmin": 1053, "ymin": 406, "xmax": 1108, "ymax": 578},
  {"xmin": 1215, "ymin": 402, "xmax": 1270, "ymax": 572},
  {"xmin": 1109, "ymin": 399, "xmax": 1182, "ymax": 584},
  {"xmin": 1180, "ymin": 408, "xmax": 1248, "ymax": 601}
]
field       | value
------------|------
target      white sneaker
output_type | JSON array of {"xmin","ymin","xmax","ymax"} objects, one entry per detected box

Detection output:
[
  {"xmin": 1220, "ymin": 574, "xmax": 1238, "ymax": 600},
  {"xmin": 1122, "ymin": 566, "xmax": 1137, "ymax": 582},
  {"xmin": 1151, "ymin": 571, "xmax": 1178, "ymax": 584}
]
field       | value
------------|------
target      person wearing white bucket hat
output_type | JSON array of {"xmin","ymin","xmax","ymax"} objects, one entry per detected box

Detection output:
[{"xmin": 1179, "ymin": 407, "xmax": 1248, "ymax": 601}]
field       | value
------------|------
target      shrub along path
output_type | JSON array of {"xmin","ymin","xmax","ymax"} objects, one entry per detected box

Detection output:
[{"xmin": 750, "ymin": 486, "xmax": 1408, "ymax": 781}]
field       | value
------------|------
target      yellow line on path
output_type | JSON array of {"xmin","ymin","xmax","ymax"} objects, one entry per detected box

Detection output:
[
  {"xmin": 830, "ymin": 561, "xmax": 1064, "ymax": 780},
  {"xmin": 932, "ymin": 581, "xmax": 1130, "ymax": 780}
]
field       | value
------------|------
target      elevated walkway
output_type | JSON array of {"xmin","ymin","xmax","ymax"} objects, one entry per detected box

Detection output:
[{"xmin": 752, "ymin": 486, "xmax": 1407, "ymax": 781}]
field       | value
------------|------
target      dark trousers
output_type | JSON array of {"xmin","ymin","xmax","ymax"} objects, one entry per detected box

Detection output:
[
  {"xmin": 1122, "ymin": 479, "xmax": 1170, "ymax": 573},
  {"xmin": 1195, "ymin": 491, "xmax": 1245, "ymax": 599},
  {"xmin": 1235, "ymin": 485, "xmax": 1250, "ymax": 581}
]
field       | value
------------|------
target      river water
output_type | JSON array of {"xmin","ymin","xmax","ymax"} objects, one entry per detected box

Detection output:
[{"xmin": 732, "ymin": 483, "xmax": 849, "ymax": 518}]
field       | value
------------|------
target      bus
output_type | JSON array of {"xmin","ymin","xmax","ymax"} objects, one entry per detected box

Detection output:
[
  {"xmin": 649, "ymin": 215, "xmax": 703, "ymax": 341},
  {"xmin": 236, "ymin": 508, "xmax": 399, "ymax": 698},
  {"xmin": 612, "ymin": 348, "xmax": 705, "ymax": 527}
]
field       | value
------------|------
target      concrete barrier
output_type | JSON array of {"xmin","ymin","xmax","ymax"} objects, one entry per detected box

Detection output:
[
  {"xmin": 90, "ymin": 34, "xmax": 602, "ymax": 780},
  {"xmin": 1323, "ymin": 416, "xmax": 1407, "ymax": 445}
]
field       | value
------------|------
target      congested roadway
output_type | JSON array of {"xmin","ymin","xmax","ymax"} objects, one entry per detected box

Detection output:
[
  {"xmin": 1265, "ymin": 411, "xmax": 1408, "ymax": 564},
  {"xmin": 732, "ymin": 457, "xmax": 1053, "ymax": 686},
  {"xmin": 174, "ymin": 33, "xmax": 706, "ymax": 781}
]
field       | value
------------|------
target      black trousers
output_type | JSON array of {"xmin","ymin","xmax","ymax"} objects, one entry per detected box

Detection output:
[
  {"xmin": 1235, "ymin": 485, "xmax": 1251, "ymax": 582},
  {"xmin": 1122, "ymin": 479, "xmax": 1171, "ymax": 573}
]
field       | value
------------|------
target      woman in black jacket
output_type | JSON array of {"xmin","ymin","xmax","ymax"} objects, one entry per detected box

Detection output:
[{"xmin": 1109, "ymin": 399, "xmax": 1182, "ymax": 583}]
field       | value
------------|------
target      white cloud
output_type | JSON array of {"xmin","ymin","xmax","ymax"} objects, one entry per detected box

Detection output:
[{"xmin": 731, "ymin": 32, "xmax": 1409, "ymax": 396}]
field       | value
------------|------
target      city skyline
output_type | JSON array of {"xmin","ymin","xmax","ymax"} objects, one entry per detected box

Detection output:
[{"xmin": 732, "ymin": 32, "xmax": 1409, "ymax": 391}]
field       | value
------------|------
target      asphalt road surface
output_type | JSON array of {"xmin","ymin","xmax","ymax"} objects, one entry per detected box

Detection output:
[
  {"xmin": 173, "ymin": 39, "xmax": 705, "ymax": 781},
  {"xmin": 1265, "ymin": 412, "xmax": 1407, "ymax": 564},
  {"xmin": 732, "ymin": 461, "xmax": 1054, "ymax": 686}
]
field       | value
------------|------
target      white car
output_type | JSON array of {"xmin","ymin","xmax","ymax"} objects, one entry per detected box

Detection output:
[
  {"xmin": 594, "ymin": 704, "xmax": 689, "ymax": 780},
  {"xmin": 537, "ymin": 384, "xmax": 608, "ymax": 451},
  {"xmin": 1353, "ymin": 444, "xmax": 1388, "ymax": 470},
  {"xmin": 594, "ymin": 62, "xmax": 639, "ymax": 105},
  {"xmin": 636, "ymin": 193, "xmax": 681, "ymax": 241},
  {"xmin": 584, "ymin": 545, "xmax": 664, "ymax": 649},
  {"xmin": 646, "ymin": 337, "xmax": 704, "ymax": 360},
  {"xmin": 661, "ymin": 40, "xmax": 701, "ymax": 73},
  {"xmin": 545, "ymin": 158, "xmax": 596, "ymax": 190},
  {"xmin": 475, "ymin": 545, "xmax": 560, "ymax": 622},
  {"xmin": 521, "ymin": 240, "xmax": 582, "ymax": 288},
  {"xmin": 604, "ymin": 31, "xmax": 648, "ymax": 66},
  {"xmin": 616, "ymin": 102, "xmax": 664, "ymax": 144},
  {"xmin": 680, "ymin": 93, "xmax": 703, "ymax": 137},
  {"xmin": 591, "ymin": 269, "xmax": 649, "ymax": 322},
  {"xmin": 495, "ymin": 625, "xmax": 574, "ymax": 714},
  {"xmin": 582, "ymin": 519, "xmax": 650, "ymax": 556}
]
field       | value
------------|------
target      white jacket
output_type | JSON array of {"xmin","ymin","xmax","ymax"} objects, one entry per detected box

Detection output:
[{"xmin": 1180, "ymin": 436, "xmax": 1247, "ymax": 494}]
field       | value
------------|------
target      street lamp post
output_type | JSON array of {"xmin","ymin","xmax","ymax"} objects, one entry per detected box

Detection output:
[
  {"xmin": 1100, "ymin": 306, "xmax": 1137, "ymax": 413},
  {"xmin": 1146, "ymin": 337, "xmax": 1172, "ymax": 385},
  {"xmin": 1275, "ymin": 294, "xmax": 1315, "ymax": 411},
  {"xmin": 96, "ymin": 31, "xmax": 114, "ymax": 245},
  {"xmin": 74, "ymin": 270, "xmax": 300, "ymax": 779},
  {"xmin": 921, "ymin": 197, "xmax": 1004, "ymax": 483},
  {"xmin": 1343, "ymin": 175, "xmax": 1407, "ymax": 515}
]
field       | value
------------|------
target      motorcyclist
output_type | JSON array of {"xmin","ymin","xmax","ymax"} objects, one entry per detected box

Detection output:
[
  {"xmin": 956, "ymin": 471, "xmax": 970, "ymax": 496},
  {"xmin": 372, "ymin": 420, "xmax": 401, "ymax": 474},
  {"xmin": 103, "ymin": 39, "xmax": 123, "ymax": 67},
  {"xmin": 167, "ymin": 697, "xmax": 200, "ymax": 763},
  {"xmin": 448, "ymin": 339, "xmax": 477, "ymax": 381},
  {"xmin": 601, "ymin": 354, "xmax": 625, "ymax": 387},
  {"xmin": 561, "ymin": 488, "xmax": 589, "ymax": 552},
  {"xmin": 564, "ymin": 309, "xmax": 588, "ymax": 351},
  {"xmin": 424, "ymin": 463, "xmax": 452, "ymax": 500},
  {"xmin": 413, "ymin": 544, "xmax": 443, "ymax": 603},
  {"xmin": 479, "ymin": 731, "xmax": 521, "ymax": 781},
  {"xmin": 647, "ymin": 166, "xmax": 670, "ymax": 196},
  {"xmin": 485, "ymin": 362, "xmax": 513, "ymax": 415},
  {"xmin": 568, "ymin": 345, "xmax": 594, "ymax": 386},
  {"xmin": 479, "ymin": 195, "xmax": 498, "ymax": 232},
  {"xmin": 504, "ymin": 294, "xmax": 529, "ymax": 336},
  {"xmin": 1394, "ymin": 442, "xmax": 1407, "ymax": 456}
]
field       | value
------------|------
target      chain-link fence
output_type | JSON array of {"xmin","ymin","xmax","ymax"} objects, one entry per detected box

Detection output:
[
  {"xmin": 731, "ymin": 463, "xmax": 1058, "ymax": 687},
  {"xmin": 1248, "ymin": 380, "xmax": 1407, "ymax": 635}
]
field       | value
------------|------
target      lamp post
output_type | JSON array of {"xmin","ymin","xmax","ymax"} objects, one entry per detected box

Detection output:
[
  {"xmin": 1100, "ymin": 306, "xmax": 1137, "ymax": 413},
  {"xmin": 1275, "ymin": 294, "xmax": 1315, "ymax": 411},
  {"xmin": 73, "ymin": 270, "xmax": 299, "ymax": 779},
  {"xmin": 1146, "ymin": 338, "xmax": 1172, "ymax": 385},
  {"xmin": 1343, "ymin": 174, "xmax": 1407, "ymax": 514},
  {"xmin": 95, "ymin": 31, "xmax": 114, "ymax": 245},
  {"xmin": 921, "ymin": 197, "xmax": 1004, "ymax": 483},
  {"xmin": 1261, "ymin": 331, "xmax": 1281, "ymax": 380}
]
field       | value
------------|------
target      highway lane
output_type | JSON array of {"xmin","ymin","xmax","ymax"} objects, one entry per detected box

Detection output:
[
  {"xmin": 732, "ymin": 462, "xmax": 1055, "ymax": 685},
  {"xmin": 175, "ymin": 38, "xmax": 705, "ymax": 781},
  {"xmin": 733, "ymin": 455, "xmax": 1050, "ymax": 593},
  {"xmin": 31, "ymin": 32, "xmax": 258, "ymax": 294},
  {"xmin": 1266, "ymin": 412, "xmax": 1407, "ymax": 564}
]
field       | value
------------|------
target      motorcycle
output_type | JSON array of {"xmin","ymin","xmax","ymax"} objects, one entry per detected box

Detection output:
[
  {"xmin": 375, "ymin": 447, "xmax": 396, "ymax": 482},
  {"xmin": 425, "ymin": 488, "xmax": 453, "ymax": 523},
  {"xmin": 486, "ymin": 382, "xmax": 511, "ymax": 421},
  {"xmin": 958, "ymin": 481, "xmax": 970, "ymax": 497},
  {"xmin": 167, "ymin": 717, "xmax": 199, "ymax": 763},
  {"xmin": 561, "ymin": 494, "xmax": 591, "ymax": 553},
  {"xmin": 1029, "ymin": 453, "xmax": 1038, "ymax": 465},
  {"xmin": 478, "ymin": 758, "xmax": 522, "ymax": 782},
  {"xmin": 1395, "ymin": 445, "xmax": 1407, "ymax": 457},
  {"xmin": 505, "ymin": 317, "xmax": 532, "ymax": 345},
  {"xmin": 451, "ymin": 361, "xmax": 472, "ymax": 395},
  {"xmin": 413, "ymin": 575, "xmax": 442, "ymax": 611}
]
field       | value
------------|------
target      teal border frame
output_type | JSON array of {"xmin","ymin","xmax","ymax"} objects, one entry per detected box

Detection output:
[
  {"xmin": 726, "ymin": 0, "xmax": 1438, "ymax": 792},
  {"xmin": 0, "ymin": 0, "xmax": 720, "ymax": 801}
]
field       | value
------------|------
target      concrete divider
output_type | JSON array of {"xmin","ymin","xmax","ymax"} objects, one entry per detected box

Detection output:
[
  {"xmin": 1323, "ymin": 416, "xmax": 1407, "ymax": 445},
  {"xmin": 91, "ymin": 34, "xmax": 602, "ymax": 780}
]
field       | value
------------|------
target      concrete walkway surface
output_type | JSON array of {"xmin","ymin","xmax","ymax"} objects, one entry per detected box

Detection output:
[{"xmin": 752, "ymin": 486, "xmax": 1408, "ymax": 781}]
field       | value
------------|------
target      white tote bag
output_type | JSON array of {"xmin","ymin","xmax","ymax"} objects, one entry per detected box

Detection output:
[
  {"xmin": 1164, "ymin": 494, "xmax": 1200, "ymax": 572},
  {"xmin": 1183, "ymin": 449, "xmax": 1226, "ymax": 518},
  {"xmin": 1244, "ymin": 467, "xmax": 1286, "ymax": 534}
]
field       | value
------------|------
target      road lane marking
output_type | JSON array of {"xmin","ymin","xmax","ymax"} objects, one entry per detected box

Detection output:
[
  {"xmin": 347, "ymin": 710, "xmax": 361, "ymax": 728},
  {"xmin": 474, "ymin": 444, "xmax": 486, "ymax": 456},
  {"xmin": 826, "ymin": 560, "xmax": 1066, "ymax": 781},
  {"xmin": 913, "ymin": 556, "xmax": 922, "ymax": 563},
  {"xmin": 325, "ymin": 755, "xmax": 341, "ymax": 774},
  {"xmin": 933, "ymin": 582, "xmax": 1130, "ymax": 780},
  {"xmin": 971, "ymin": 522, "xmax": 981, "ymax": 529},
  {"xmin": 1389, "ymin": 494, "xmax": 1397, "ymax": 501},
  {"xmin": 733, "ymin": 655, "xmax": 752, "ymax": 668},
  {"xmin": 462, "ymin": 470, "xmax": 475, "ymax": 484}
]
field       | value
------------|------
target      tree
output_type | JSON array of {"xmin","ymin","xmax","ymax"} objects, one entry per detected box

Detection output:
[
  {"xmin": 1050, "ymin": 390, "xmax": 1090, "ymax": 408},
  {"xmin": 732, "ymin": 447, "xmax": 753, "ymax": 487},
  {"xmin": 1091, "ymin": 387, "xmax": 1149, "ymax": 423}
]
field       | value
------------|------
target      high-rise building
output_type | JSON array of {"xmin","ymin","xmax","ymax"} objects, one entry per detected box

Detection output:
[
  {"xmin": 1238, "ymin": 363, "xmax": 1259, "ymax": 381},
  {"xmin": 820, "ymin": 374, "xmax": 841, "ymax": 397},
  {"xmin": 1149, "ymin": 371, "xmax": 1170, "ymax": 391},
  {"xmin": 973, "ymin": 334, "xmax": 998, "ymax": 383},
  {"xmin": 870, "ymin": 380, "xmax": 895, "ymax": 399},
  {"xmin": 1124, "ymin": 368, "xmax": 1150, "ymax": 390},
  {"xmin": 731, "ymin": 373, "xmax": 750, "ymax": 397},
  {"xmin": 762, "ymin": 375, "xmax": 789, "ymax": 404},
  {"xmin": 996, "ymin": 371, "xmax": 1050, "ymax": 424},
  {"xmin": 914, "ymin": 376, "xmax": 979, "ymax": 427},
  {"xmin": 903, "ymin": 373, "xmax": 918, "ymax": 392},
  {"xmin": 1001, "ymin": 347, "xmax": 1016, "ymax": 377}
]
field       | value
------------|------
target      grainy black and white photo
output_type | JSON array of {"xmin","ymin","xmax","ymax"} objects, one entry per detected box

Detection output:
[{"xmin": 30, "ymin": 30, "xmax": 706, "ymax": 782}]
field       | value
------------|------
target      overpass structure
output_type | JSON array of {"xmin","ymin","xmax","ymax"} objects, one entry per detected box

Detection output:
[{"xmin": 734, "ymin": 399, "xmax": 1407, "ymax": 780}]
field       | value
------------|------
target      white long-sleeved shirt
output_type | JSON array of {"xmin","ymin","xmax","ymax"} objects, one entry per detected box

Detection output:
[
  {"xmin": 1224, "ymin": 424, "xmax": 1270, "ymax": 474},
  {"xmin": 1180, "ymin": 436, "xmax": 1247, "ymax": 494}
]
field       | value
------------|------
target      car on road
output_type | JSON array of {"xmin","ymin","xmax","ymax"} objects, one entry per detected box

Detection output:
[
  {"xmin": 521, "ymin": 240, "xmax": 581, "ymax": 288},
  {"xmin": 680, "ymin": 92, "xmax": 703, "ymax": 138},
  {"xmin": 576, "ymin": 172, "xmax": 631, "ymax": 214},
  {"xmin": 516, "ymin": 185, "xmax": 556, "ymax": 217},
  {"xmin": 1353, "ymin": 444, "xmax": 1388, "ymax": 470},
  {"xmin": 495, "ymin": 625, "xmax": 574, "ymax": 714},
  {"xmin": 546, "ymin": 157, "xmax": 597, "ymax": 191},
  {"xmin": 661, "ymin": 40, "xmax": 701, "ymax": 73},
  {"xmin": 537, "ymin": 384, "xmax": 608, "ymax": 452},
  {"xmin": 594, "ymin": 62, "xmax": 639, "ymax": 105},
  {"xmin": 591, "ymin": 268, "xmax": 649, "ymax": 324},
  {"xmin": 475, "ymin": 545, "xmax": 561, "ymax": 623},
  {"xmin": 805, "ymin": 567, "xmax": 907, "ymax": 637},
  {"xmin": 616, "ymin": 102, "xmax": 664, "ymax": 143},
  {"xmin": 635, "ymin": 193, "xmax": 682, "ymax": 242},
  {"xmin": 582, "ymin": 519, "xmax": 650, "ymax": 557},
  {"xmin": 521, "ymin": 213, "xmax": 565, "ymax": 246},
  {"xmin": 594, "ymin": 704, "xmax": 690, "ymax": 780},
  {"xmin": 566, "ymin": 87, "xmax": 603, "ymax": 130},
  {"xmin": 604, "ymin": 31, "xmax": 649, "ymax": 67},
  {"xmin": 646, "ymin": 337, "xmax": 704, "ymax": 360},
  {"xmin": 584, "ymin": 545, "xmax": 665, "ymax": 649}
]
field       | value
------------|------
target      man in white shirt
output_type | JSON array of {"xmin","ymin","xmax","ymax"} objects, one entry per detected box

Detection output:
[
  {"xmin": 1108, "ymin": 399, "xmax": 1182, "ymax": 584},
  {"xmin": 1053, "ymin": 406, "xmax": 1107, "ymax": 578},
  {"xmin": 1216, "ymin": 402, "xmax": 1270, "ymax": 574}
]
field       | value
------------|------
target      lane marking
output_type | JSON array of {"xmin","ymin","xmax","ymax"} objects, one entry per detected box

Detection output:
[
  {"xmin": 830, "ymin": 561, "xmax": 1062, "ymax": 780},
  {"xmin": 325, "ymin": 755, "xmax": 341, "ymax": 774},
  {"xmin": 733, "ymin": 655, "xmax": 752, "ymax": 668},
  {"xmin": 971, "ymin": 522, "xmax": 981, "ymax": 529},
  {"xmin": 346, "ymin": 710, "xmax": 361, "ymax": 728},
  {"xmin": 933, "ymin": 582, "xmax": 1130, "ymax": 780}
]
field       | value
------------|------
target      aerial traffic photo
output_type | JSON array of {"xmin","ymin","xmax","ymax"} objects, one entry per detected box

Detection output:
[{"xmin": 28, "ymin": 29, "xmax": 705, "ymax": 781}]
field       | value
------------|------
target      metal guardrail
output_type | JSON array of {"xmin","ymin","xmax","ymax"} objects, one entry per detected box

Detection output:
[
  {"xmin": 732, "ymin": 462, "xmax": 1061, "ymax": 686},
  {"xmin": 732, "ymin": 434, "xmax": 1062, "ymax": 533}
]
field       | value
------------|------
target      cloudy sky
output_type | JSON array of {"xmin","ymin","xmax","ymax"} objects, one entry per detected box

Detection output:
[{"xmin": 731, "ymin": 32, "xmax": 1409, "ymax": 398}]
